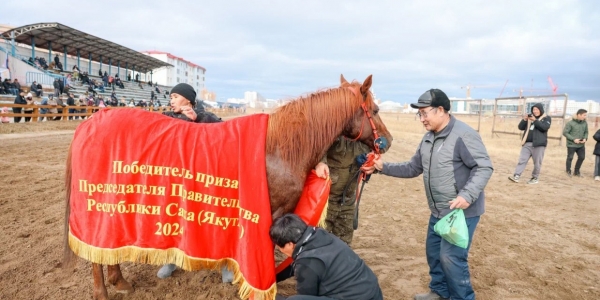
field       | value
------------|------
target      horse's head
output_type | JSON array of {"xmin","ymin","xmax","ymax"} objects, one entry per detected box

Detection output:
[{"xmin": 340, "ymin": 74, "xmax": 393, "ymax": 153}]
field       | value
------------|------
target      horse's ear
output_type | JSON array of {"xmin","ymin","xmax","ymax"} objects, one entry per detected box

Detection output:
[
  {"xmin": 360, "ymin": 75, "xmax": 373, "ymax": 95},
  {"xmin": 340, "ymin": 74, "xmax": 349, "ymax": 85}
]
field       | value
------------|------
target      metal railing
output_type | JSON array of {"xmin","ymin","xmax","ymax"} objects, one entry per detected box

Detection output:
[{"xmin": 26, "ymin": 71, "xmax": 64, "ymax": 85}]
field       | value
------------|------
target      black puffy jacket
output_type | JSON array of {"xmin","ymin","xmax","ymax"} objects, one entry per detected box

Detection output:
[
  {"xmin": 593, "ymin": 129, "xmax": 600, "ymax": 156},
  {"xmin": 284, "ymin": 227, "xmax": 383, "ymax": 300}
]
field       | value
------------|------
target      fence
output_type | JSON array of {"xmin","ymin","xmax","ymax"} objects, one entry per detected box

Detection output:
[
  {"xmin": 0, "ymin": 103, "xmax": 171, "ymax": 122},
  {"xmin": 25, "ymin": 71, "xmax": 65, "ymax": 85},
  {"xmin": 491, "ymin": 94, "xmax": 569, "ymax": 145}
]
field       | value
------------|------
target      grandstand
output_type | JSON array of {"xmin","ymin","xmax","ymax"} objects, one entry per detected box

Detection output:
[{"xmin": 0, "ymin": 22, "xmax": 177, "ymax": 105}]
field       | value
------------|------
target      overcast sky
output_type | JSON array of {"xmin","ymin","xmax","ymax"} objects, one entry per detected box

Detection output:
[{"xmin": 1, "ymin": 0, "xmax": 599, "ymax": 103}]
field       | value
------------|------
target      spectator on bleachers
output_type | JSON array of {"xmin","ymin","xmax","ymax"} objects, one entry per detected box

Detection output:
[
  {"xmin": 1, "ymin": 107, "xmax": 10, "ymax": 123},
  {"xmin": 13, "ymin": 79, "xmax": 22, "ymax": 93},
  {"xmin": 13, "ymin": 91, "xmax": 27, "ymax": 123},
  {"xmin": 138, "ymin": 81, "xmax": 144, "ymax": 89},
  {"xmin": 127, "ymin": 73, "xmax": 131, "ymax": 82},
  {"xmin": 93, "ymin": 80, "xmax": 105, "ymax": 93},
  {"xmin": 119, "ymin": 96, "xmax": 127, "ymax": 107},
  {"xmin": 30, "ymin": 81, "xmax": 43, "ymax": 97},
  {"xmin": 54, "ymin": 54, "xmax": 60, "ymax": 67},
  {"xmin": 56, "ymin": 95, "xmax": 66, "ymax": 120},
  {"xmin": 98, "ymin": 69, "xmax": 103, "ymax": 77},
  {"xmin": 72, "ymin": 66, "xmax": 80, "ymax": 81},
  {"xmin": 58, "ymin": 78, "xmax": 65, "ymax": 95},
  {"xmin": 97, "ymin": 95, "xmax": 106, "ymax": 108},
  {"xmin": 135, "ymin": 73, "xmax": 139, "ymax": 82},
  {"xmin": 24, "ymin": 93, "xmax": 34, "ymax": 122},
  {"xmin": 151, "ymin": 90, "xmax": 155, "ymax": 101},
  {"xmin": 3, "ymin": 79, "xmax": 18, "ymax": 95},
  {"xmin": 57, "ymin": 61, "xmax": 64, "ymax": 72},
  {"xmin": 81, "ymin": 72, "xmax": 90, "ymax": 84},
  {"xmin": 110, "ymin": 92, "xmax": 118, "ymax": 106},
  {"xmin": 48, "ymin": 95, "xmax": 60, "ymax": 121},
  {"xmin": 67, "ymin": 93, "xmax": 76, "ymax": 120},
  {"xmin": 87, "ymin": 95, "xmax": 95, "ymax": 107},
  {"xmin": 39, "ymin": 57, "xmax": 49, "ymax": 70},
  {"xmin": 148, "ymin": 80, "xmax": 153, "ymax": 87},
  {"xmin": 136, "ymin": 99, "xmax": 147, "ymax": 108},
  {"xmin": 108, "ymin": 75, "xmax": 115, "ymax": 91},
  {"xmin": 78, "ymin": 95, "xmax": 87, "ymax": 119},
  {"xmin": 53, "ymin": 78, "xmax": 60, "ymax": 97},
  {"xmin": 155, "ymin": 85, "xmax": 161, "ymax": 93},
  {"xmin": 103, "ymin": 73, "xmax": 109, "ymax": 87},
  {"xmin": 115, "ymin": 77, "xmax": 125, "ymax": 89},
  {"xmin": 128, "ymin": 98, "xmax": 135, "ymax": 107},
  {"xmin": 38, "ymin": 96, "xmax": 48, "ymax": 121}
]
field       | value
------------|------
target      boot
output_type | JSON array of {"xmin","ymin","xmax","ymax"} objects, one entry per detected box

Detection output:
[{"xmin": 414, "ymin": 291, "xmax": 449, "ymax": 300}]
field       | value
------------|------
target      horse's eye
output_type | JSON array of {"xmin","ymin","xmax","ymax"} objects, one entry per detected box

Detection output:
[{"xmin": 373, "ymin": 109, "xmax": 379, "ymax": 115}]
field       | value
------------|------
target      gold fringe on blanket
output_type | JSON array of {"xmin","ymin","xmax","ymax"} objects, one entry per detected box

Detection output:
[
  {"xmin": 317, "ymin": 200, "xmax": 329, "ymax": 228},
  {"xmin": 68, "ymin": 232, "xmax": 277, "ymax": 300}
]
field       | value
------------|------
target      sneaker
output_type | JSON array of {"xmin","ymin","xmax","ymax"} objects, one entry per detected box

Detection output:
[
  {"xmin": 595, "ymin": 176, "xmax": 600, "ymax": 181},
  {"xmin": 157, "ymin": 264, "xmax": 177, "ymax": 279},
  {"xmin": 414, "ymin": 292, "xmax": 449, "ymax": 300},
  {"xmin": 566, "ymin": 170, "xmax": 572, "ymax": 177},
  {"xmin": 527, "ymin": 177, "xmax": 539, "ymax": 184},
  {"xmin": 508, "ymin": 174, "xmax": 520, "ymax": 183}
]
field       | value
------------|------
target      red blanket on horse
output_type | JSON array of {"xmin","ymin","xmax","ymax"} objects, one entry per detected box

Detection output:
[{"xmin": 68, "ymin": 109, "xmax": 275, "ymax": 298}]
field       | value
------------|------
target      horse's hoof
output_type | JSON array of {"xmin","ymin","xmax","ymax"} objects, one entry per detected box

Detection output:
[{"xmin": 115, "ymin": 282, "xmax": 134, "ymax": 294}]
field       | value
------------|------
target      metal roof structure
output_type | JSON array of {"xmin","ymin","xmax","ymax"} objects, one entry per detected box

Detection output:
[{"xmin": 1, "ymin": 22, "xmax": 171, "ymax": 72}]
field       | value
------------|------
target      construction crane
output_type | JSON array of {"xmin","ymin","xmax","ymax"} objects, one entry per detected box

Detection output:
[{"xmin": 548, "ymin": 76, "xmax": 558, "ymax": 94}]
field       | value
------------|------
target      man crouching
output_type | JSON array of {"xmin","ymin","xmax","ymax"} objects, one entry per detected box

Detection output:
[{"xmin": 271, "ymin": 214, "xmax": 383, "ymax": 300}]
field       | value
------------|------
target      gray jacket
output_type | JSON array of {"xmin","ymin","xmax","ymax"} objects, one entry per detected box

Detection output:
[{"xmin": 381, "ymin": 116, "xmax": 493, "ymax": 219}]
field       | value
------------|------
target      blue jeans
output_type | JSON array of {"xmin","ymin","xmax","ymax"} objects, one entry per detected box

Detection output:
[{"xmin": 426, "ymin": 214, "xmax": 480, "ymax": 300}]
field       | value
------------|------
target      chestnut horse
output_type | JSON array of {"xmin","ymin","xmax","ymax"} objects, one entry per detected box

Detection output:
[{"xmin": 63, "ymin": 74, "xmax": 393, "ymax": 300}]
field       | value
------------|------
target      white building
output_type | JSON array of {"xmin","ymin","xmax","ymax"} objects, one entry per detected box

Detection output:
[
  {"xmin": 244, "ymin": 91, "xmax": 266, "ymax": 108},
  {"xmin": 142, "ymin": 51, "xmax": 205, "ymax": 92}
]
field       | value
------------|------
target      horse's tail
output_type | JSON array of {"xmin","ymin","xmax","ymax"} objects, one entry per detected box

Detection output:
[{"xmin": 63, "ymin": 142, "xmax": 77, "ymax": 270}]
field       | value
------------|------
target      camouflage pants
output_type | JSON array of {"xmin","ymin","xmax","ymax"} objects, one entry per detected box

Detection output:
[{"xmin": 325, "ymin": 198, "xmax": 356, "ymax": 245}]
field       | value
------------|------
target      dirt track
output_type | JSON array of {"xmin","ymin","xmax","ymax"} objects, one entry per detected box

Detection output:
[{"xmin": 0, "ymin": 113, "xmax": 599, "ymax": 299}]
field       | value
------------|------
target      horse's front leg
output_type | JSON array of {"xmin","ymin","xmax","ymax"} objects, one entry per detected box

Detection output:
[
  {"xmin": 92, "ymin": 263, "xmax": 109, "ymax": 300},
  {"xmin": 107, "ymin": 264, "xmax": 134, "ymax": 294}
]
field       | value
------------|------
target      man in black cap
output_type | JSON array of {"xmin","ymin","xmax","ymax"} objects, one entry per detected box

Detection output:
[
  {"xmin": 161, "ymin": 83, "xmax": 221, "ymax": 123},
  {"xmin": 157, "ymin": 82, "xmax": 222, "ymax": 280},
  {"xmin": 362, "ymin": 89, "xmax": 493, "ymax": 300}
]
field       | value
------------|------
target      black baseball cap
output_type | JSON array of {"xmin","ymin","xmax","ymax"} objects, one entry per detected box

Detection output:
[{"xmin": 411, "ymin": 89, "xmax": 451, "ymax": 111}]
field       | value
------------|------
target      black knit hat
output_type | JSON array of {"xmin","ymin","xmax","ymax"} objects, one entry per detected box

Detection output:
[
  {"xmin": 411, "ymin": 89, "xmax": 451, "ymax": 112},
  {"xmin": 170, "ymin": 83, "xmax": 196, "ymax": 106}
]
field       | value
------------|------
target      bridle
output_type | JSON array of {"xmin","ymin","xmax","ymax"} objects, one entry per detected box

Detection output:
[
  {"xmin": 344, "ymin": 86, "xmax": 389, "ymax": 230},
  {"xmin": 346, "ymin": 86, "xmax": 385, "ymax": 154}
]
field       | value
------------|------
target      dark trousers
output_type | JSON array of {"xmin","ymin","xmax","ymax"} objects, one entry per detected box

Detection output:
[
  {"xmin": 566, "ymin": 147, "xmax": 585, "ymax": 173},
  {"xmin": 24, "ymin": 111, "xmax": 32, "ymax": 122},
  {"xmin": 427, "ymin": 215, "xmax": 479, "ymax": 300},
  {"xmin": 13, "ymin": 107, "xmax": 22, "ymax": 123}
]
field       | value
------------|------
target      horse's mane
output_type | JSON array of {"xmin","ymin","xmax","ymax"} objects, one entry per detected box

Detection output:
[{"xmin": 266, "ymin": 81, "xmax": 372, "ymax": 165}]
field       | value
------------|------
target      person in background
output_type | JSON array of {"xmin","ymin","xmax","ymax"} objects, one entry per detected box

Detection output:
[
  {"xmin": 314, "ymin": 137, "xmax": 371, "ymax": 245},
  {"xmin": 508, "ymin": 103, "xmax": 551, "ymax": 184},
  {"xmin": 563, "ymin": 109, "xmax": 588, "ymax": 177},
  {"xmin": 592, "ymin": 128, "xmax": 600, "ymax": 181},
  {"xmin": 31, "ymin": 81, "xmax": 42, "ymax": 97},
  {"xmin": 23, "ymin": 92, "xmax": 35, "ymax": 122},
  {"xmin": 13, "ymin": 91, "xmax": 27, "ymax": 123},
  {"xmin": 157, "ymin": 83, "xmax": 222, "ymax": 280}
]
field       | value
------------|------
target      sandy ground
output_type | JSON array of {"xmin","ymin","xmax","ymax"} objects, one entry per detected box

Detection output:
[{"xmin": 0, "ymin": 112, "xmax": 599, "ymax": 300}]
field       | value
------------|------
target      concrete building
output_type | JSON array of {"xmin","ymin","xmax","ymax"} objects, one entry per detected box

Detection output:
[
  {"xmin": 244, "ymin": 91, "xmax": 266, "ymax": 108},
  {"xmin": 142, "ymin": 51, "xmax": 205, "ymax": 93}
]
